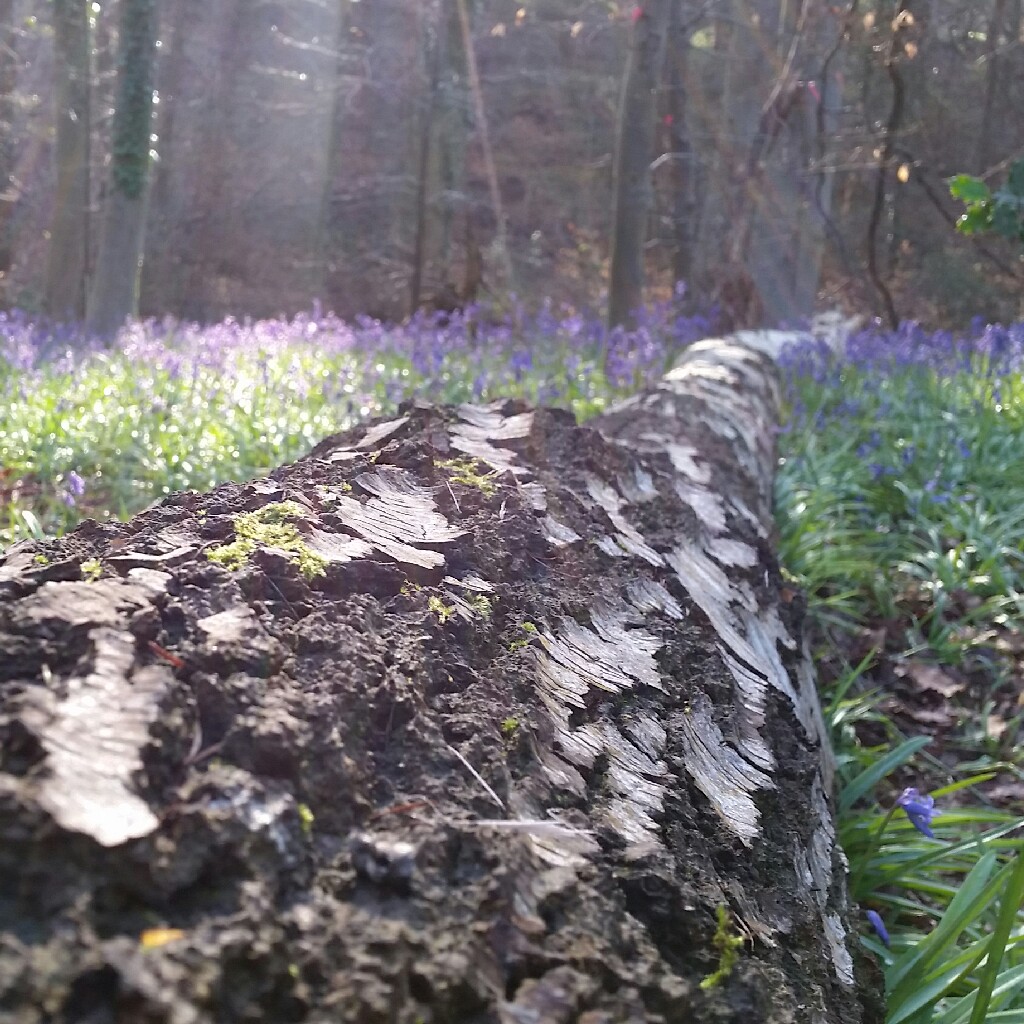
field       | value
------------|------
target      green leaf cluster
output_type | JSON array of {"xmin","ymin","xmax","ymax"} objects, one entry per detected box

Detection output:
[{"xmin": 949, "ymin": 162, "xmax": 1024, "ymax": 245}]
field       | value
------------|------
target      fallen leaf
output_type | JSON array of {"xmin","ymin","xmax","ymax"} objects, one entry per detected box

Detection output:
[
  {"xmin": 987, "ymin": 715, "xmax": 1010, "ymax": 741},
  {"xmin": 898, "ymin": 660, "xmax": 965, "ymax": 699}
]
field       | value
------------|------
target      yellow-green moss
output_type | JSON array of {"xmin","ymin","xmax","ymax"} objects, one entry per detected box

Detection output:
[
  {"xmin": 80, "ymin": 558, "xmax": 103, "ymax": 581},
  {"xmin": 700, "ymin": 905, "xmax": 745, "ymax": 990},
  {"xmin": 437, "ymin": 457, "xmax": 498, "ymax": 496},
  {"xmin": 508, "ymin": 621, "xmax": 537, "ymax": 651},
  {"xmin": 428, "ymin": 595, "xmax": 456, "ymax": 624},
  {"xmin": 206, "ymin": 501, "xmax": 327, "ymax": 580}
]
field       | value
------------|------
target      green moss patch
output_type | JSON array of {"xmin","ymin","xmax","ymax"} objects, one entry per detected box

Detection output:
[{"xmin": 207, "ymin": 501, "xmax": 327, "ymax": 580}]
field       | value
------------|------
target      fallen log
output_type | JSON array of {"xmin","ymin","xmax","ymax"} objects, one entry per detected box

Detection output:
[{"xmin": 0, "ymin": 331, "xmax": 884, "ymax": 1023}]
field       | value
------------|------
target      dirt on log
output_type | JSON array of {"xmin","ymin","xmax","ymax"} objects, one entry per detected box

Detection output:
[{"xmin": 0, "ymin": 336, "xmax": 884, "ymax": 1024}]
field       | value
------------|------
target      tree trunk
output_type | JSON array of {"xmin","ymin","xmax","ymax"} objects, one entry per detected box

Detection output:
[
  {"xmin": 975, "ymin": 0, "xmax": 1009, "ymax": 174},
  {"xmin": 0, "ymin": 330, "xmax": 883, "ymax": 1023},
  {"xmin": 686, "ymin": 0, "xmax": 845, "ymax": 328},
  {"xmin": 316, "ymin": 0, "xmax": 354, "ymax": 309},
  {"xmin": 663, "ymin": 0, "xmax": 700, "ymax": 289},
  {"xmin": 0, "ymin": 0, "xmax": 16, "ymax": 308},
  {"xmin": 146, "ymin": 0, "xmax": 247, "ymax": 321},
  {"xmin": 608, "ymin": 0, "xmax": 672, "ymax": 329},
  {"xmin": 45, "ymin": 0, "xmax": 92, "ymax": 321},
  {"xmin": 86, "ymin": 0, "xmax": 157, "ymax": 339},
  {"xmin": 746, "ymin": 0, "xmax": 843, "ymax": 324},
  {"xmin": 410, "ymin": 1, "xmax": 443, "ymax": 314}
]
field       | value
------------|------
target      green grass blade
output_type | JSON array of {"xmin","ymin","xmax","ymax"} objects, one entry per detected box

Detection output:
[
  {"xmin": 966, "ymin": 851, "xmax": 1024, "ymax": 1024},
  {"xmin": 838, "ymin": 736, "xmax": 932, "ymax": 815}
]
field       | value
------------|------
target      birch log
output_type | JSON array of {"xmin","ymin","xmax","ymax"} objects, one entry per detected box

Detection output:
[{"xmin": 0, "ymin": 329, "xmax": 883, "ymax": 1023}]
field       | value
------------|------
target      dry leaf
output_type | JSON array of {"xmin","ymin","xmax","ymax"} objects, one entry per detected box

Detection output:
[
  {"xmin": 899, "ymin": 660, "xmax": 965, "ymax": 698},
  {"xmin": 987, "ymin": 715, "xmax": 1010, "ymax": 741}
]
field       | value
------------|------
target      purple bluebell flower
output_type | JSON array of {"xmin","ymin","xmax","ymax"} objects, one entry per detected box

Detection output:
[
  {"xmin": 61, "ymin": 470, "xmax": 86, "ymax": 507},
  {"xmin": 897, "ymin": 788, "xmax": 936, "ymax": 838},
  {"xmin": 865, "ymin": 910, "xmax": 890, "ymax": 948}
]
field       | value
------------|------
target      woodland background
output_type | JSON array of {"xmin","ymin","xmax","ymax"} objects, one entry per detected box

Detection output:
[{"xmin": 0, "ymin": 0, "xmax": 1022, "ymax": 334}]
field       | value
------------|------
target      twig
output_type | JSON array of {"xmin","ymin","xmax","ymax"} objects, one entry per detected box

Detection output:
[{"xmin": 445, "ymin": 741, "xmax": 505, "ymax": 810}]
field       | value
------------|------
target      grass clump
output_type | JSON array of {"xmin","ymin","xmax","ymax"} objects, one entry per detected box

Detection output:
[
  {"xmin": 207, "ymin": 501, "xmax": 327, "ymax": 580},
  {"xmin": 776, "ymin": 322, "xmax": 1024, "ymax": 1021}
]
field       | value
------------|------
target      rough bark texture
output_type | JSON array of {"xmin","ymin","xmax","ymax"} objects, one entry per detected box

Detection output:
[
  {"xmin": 44, "ymin": 0, "xmax": 91, "ymax": 320},
  {"xmin": 0, "ymin": 336, "xmax": 884, "ymax": 1023},
  {"xmin": 608, "ymin": 0, "xmax": 671, "ymax": 329}
]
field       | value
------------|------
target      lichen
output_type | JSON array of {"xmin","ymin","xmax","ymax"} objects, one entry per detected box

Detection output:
[{"xmin": 206, "ymin": 501, "xmax": 327, "ymax": 580}]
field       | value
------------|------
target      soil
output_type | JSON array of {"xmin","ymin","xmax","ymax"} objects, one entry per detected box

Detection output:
[{"xmin": 0, "ymin": 398, "xmax": 885, "ymax": 1024}]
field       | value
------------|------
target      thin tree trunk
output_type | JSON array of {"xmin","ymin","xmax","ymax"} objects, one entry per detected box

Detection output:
[
  {"xmin": 608, "ymin": 0, "xmax": 672, "ymax": 329},
  {"xmin": 665, "ymin": 1, "xmax": 699, "ymax": 288},
  {"xmin": 45, "ymin": 0, "xmax": 91, "ymax": 321},
  {"xmin": 316, "ymin": 0, "xmax": 354, "ymax": 309},
  {"xmin": 86, "ymin": 0, "xmax": 158, "ymax": 339},
  {"xmin": 0, "ymin": 0, "xmax": 16, "ymax": 307},
  {"xmin": 0, "ymin": 328, "xmax": 882, "ymax": 1022},
  {"xmin": 455, "ymin": 0, "xmax": 514, "ymax": 295},
  {"xmin": 975, "ymin": 0, "xmax": 1009, "ymax": 174},
  {"xmin": 410, "ymin": 2, "xmax": 441, "ymax": 314},
  {"xmin": 138, "ymin": 0, "xmax": 185, "ymax": 317}
]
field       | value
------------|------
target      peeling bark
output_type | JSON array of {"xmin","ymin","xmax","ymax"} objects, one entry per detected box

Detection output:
[{"xmin": 0, "ymin": 333, "xmax": 883, "ymax": 1023}]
